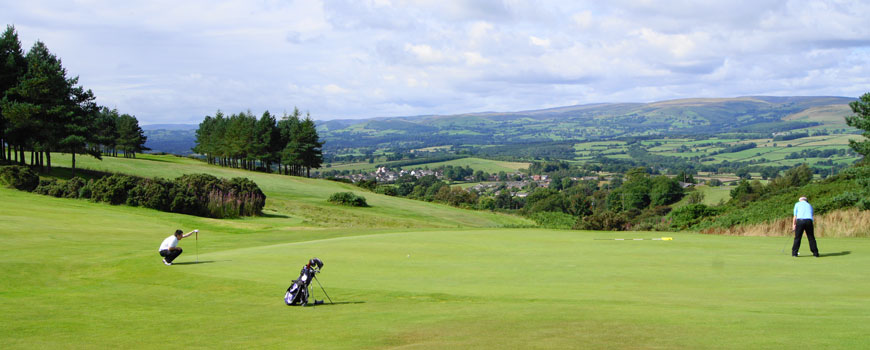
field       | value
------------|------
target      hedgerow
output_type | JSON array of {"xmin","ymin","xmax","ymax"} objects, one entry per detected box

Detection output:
[{"xmin": 5, "ymin": 167, "xmax": 265, "ymax": 219}]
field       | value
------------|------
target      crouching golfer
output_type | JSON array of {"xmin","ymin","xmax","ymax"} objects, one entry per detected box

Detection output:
[
  {"xmin": 158, "ymin": 229, "xmax": 197, "ymax": 265},
  {"xmin": 792, "ymin": 196, "xmax": 819, "ymax": 258}
]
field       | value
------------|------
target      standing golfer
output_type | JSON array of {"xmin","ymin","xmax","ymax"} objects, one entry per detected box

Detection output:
[
  {"xmin": 792, "ymin": 196, "xmax": 819, "ymax": 257},
  {"xmin": 158, "ymin": 229, "xmax": 197, "ymax": 265}
]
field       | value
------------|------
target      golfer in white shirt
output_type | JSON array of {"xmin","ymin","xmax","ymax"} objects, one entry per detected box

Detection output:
[{"xmin": 158, "ymin": 229, "xmax": 196, "ymax": 265}]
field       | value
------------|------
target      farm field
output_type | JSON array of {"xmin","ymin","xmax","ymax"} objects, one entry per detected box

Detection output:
[
  {"xmin": 2, "ymin": 186, "xmax": 869, "ymax": 349},
  {"xmin": 327, "ymin": 157, "xmax": 529, "ymax": 174},
  {"xmin": 574, "ymin": 134, "xmax": 860, "ymax": 169}
]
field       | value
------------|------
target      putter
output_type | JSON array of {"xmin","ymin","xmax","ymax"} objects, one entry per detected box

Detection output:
[{"xmin": 195, "ymin": 230, "xmax": 199, "ymax": 263}]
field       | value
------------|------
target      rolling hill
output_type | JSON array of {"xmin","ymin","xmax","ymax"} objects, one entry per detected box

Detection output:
[
  {"xmin": 320, "ymin": 96, "xmax": 856, "ymax": 151},
  {"xmin": 140, "ymin": 96, "xmax": 857, "ymax": 156},
  {"xmin": 2, "ymin": 155, "xmax": 869, "ymax": 348}
]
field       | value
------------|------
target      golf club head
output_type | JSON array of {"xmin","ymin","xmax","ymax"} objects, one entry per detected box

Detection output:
[{"xmin": 309, "ymin": 257, "xmax": 323, "ymax": 270}]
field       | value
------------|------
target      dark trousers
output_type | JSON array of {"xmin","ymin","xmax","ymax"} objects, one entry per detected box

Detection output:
[
  {"xmin": 792, "ymin": 219, "xmax": 819, "ymax": 256},
  {"xmin": 159, "ymin": 248, "xmax": 183, "ymax": 263}
]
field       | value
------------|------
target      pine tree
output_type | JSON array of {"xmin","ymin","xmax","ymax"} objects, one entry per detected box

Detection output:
[
  {"xmin": 297, "ymin": 114, "xmax": 323, "ymax": 177},
  {"xmin": 60, "ymin": 85, "xmax": 100, "ymax": 176},
  {"xmin": 116, "ymin": 113, "xmax": 148, "ymax": 158},
  {"xmin": 2, "ymin": 41, "xmax": 72, "ymax": 169},
  {"xmin": 846, "ymin": 92, "xmax": 870, "ymax": 158},
  {"xmin": 0, "ymin": 25, "xmax": 27, "ymax": 163}
]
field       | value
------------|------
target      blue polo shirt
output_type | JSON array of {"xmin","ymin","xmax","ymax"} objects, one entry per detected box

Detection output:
[{"xmin": 793, "ymin": 201, "xmax": 813, "ymax": 220}]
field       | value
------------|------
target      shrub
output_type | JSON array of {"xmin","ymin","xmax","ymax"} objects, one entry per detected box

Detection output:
[
  {"xmin": 573, "ymin": 211, "xmax": 628, "ymax": 231},
  {"xmin": 34, "ymin": 179, "xmax": 60, "ymax": 196},
  {"xmin": 328, "ymin": 192, "xmax": 368, "ymax": 207},
  {"xmin": 63, "ymin": 177, "xmax": 87, "ymax": 199},
  {"xmin": 669, "ymin": 204, "xmax": 719, "ymax": 229},
  {"xmin": 127, "ymin": 178, "xmax": 172, "ymax": 210},
  {"xmin": 169, "ymin": 174, "xmax": 266, "ymax": 218},
  {"xmin": 16, "ymin": 169, "xmax": 265, "ymax": 218},
  {"xmin": 0, "ymin": 165, "xmax": 39, "ymax": 191},
  {"xmin": 376, "ymin": 185, "xmax": 398, "ymax": 196},
  {"xmin": 90, "ymin": 174, "xmax": 139, "ymax": 205},
  {"xmin": 33, "ymin": 178, "xmax": 85, "ymax": 198},
  {"xmin": 529, "ymin": 211, "xmax": 576, "ymax": 229},
  {"xmin": 78, "ymin": 179, "xmax": 94, "ymax": 199}
]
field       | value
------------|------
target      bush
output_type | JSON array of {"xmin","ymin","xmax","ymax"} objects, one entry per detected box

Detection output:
[
  {"xmin": 12, "ymin": 168, "xmax": 265, "ymax": 218},
  {"xmin": 90, "ymin": 174, "xmax": 139, "ymax": 205},
  {"xmin": 573, "ymin": 211, "xmax": 628, "ymax": 231},
  {"xmin": 669, "ymin": 204, "xmax": 719, "ymax": 229},
  {"xmin": 376, "ymin": 185, "xmax": 398, "ymax": 196},
  {"xmin": 34, "ymin": 179, "xmax": 59, "ymax": 196},
  {"xmin": 529, "ymin": 211, "xmax": 576, "ymax": 229},
  {"xmin": 127, "ymin": 178, "xmax": 172, "ymax": 210},
  {"xmin": 328, "ymin": 192, "xmax": 368, "ymax": 207},
  {"xmin": 0, "ymin": 165, "xmax": 39, "ymax": 192},
  {"xmin": 169, "ymin": 174, "xmax": 266, "ymax": 218},
  {"xmin": 33, "ymin": 177, "xmax": 85, "ymax": 198}
]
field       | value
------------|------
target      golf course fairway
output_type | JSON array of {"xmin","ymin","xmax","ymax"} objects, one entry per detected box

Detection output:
[{"xmin": 2, "ymin": 185, "xmax": 869, "ymax": 349}]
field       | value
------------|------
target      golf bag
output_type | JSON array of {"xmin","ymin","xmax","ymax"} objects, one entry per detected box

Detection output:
[{"xmin": 284, "ymin": 258, "xmax": 324, "ymax": 306}]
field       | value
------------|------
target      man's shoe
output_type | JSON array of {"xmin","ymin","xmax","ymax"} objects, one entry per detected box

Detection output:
[{"xmin": 163, "ymin": 258, "xmax": 172, "ymax": 266}]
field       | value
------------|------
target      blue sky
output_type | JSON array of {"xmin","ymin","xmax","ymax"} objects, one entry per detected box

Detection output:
[{"xmin": 2, "ymin": 0, "xmax": 869, "ymax": 124}]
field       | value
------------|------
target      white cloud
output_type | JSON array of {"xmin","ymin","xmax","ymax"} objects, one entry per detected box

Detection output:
[
  {"xmin": 404, "ymin": 43, "xmax": 446, "ymax": 63},
  {"xmin": 1, "ymin": 0, "xmax": 868, "ymax": 123},
  {"xmin": 323, "ymin": 84, "xmax": 349, "ymax": 94},
  {"xmin": 529, "ymin": 36, "xmax": 550, "ymax": 48}
]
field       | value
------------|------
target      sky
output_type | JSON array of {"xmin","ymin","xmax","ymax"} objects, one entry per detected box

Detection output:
[{"xmin": 2, "ymin": 0, "xmax": 869, "ymax": 125}]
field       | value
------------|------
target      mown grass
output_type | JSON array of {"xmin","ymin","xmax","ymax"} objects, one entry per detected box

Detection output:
[
  {"xmin": 2, "ymin": 187, "xmax": 870, "ymax": 349},
  {"xmin": 44, "ymin": 153, "xmax": 532, "ymax": 229}
]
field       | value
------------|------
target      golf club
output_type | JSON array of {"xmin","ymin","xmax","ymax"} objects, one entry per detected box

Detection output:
[
  {"xmin": 781, "ymin": 234, "xmax": 791, "ymax": 255},
  {"xmin": 195, "ymin": 229, "xmax": 199, "ymax": 263},
  {"xmin": 313, "ymin": 274, "xmax": 334, "ymax": 304},
  {"xmin": 594, "ymin": 237, "xmax": 673, "ymax": 241}
]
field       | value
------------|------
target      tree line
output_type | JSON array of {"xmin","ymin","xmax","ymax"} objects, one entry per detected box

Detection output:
[
  {"xmin": 0, "ymin": 25, "xmax": 147, "ymax": 176},
  {"xmin": 193, "ymin": 108, "xmax": 323, "ymax": 177}
]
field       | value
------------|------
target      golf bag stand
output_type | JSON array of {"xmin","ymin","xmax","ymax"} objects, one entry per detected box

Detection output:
[{"xmin": 284, "ymin": 258, "xmax": 324, "ymax": 306}]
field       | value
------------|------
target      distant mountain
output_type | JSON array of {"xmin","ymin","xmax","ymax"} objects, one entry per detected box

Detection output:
[
  {"xmin": 139, "ymin": 96, "xmax": 857, "ymax": 155},
  {"xmin": 141, "ymin": 124, "xmax": 199, "ymax": 131},
  {"xmin": 143, "ymin": 128, "xmax": 197, "ymax": 155},
  {"xmin": 319, "ymin": 96, "xmax": 856, "ymax": 151}
]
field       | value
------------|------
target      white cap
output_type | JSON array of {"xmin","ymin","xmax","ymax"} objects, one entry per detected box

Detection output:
[{"xmin": 799, "ymin": 196, "xmax": 807, "ymax": 201}]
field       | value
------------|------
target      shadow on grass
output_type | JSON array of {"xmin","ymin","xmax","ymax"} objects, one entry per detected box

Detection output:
[
  {"xmin": 261, "ymin": 212, "xmax": 291, "ymax": 219},
  {"xmin": 171, "ymin": 260, "xmax": 223, "ymax": 265},
  {"xmin": 303, "ymin": 301, "xmax": 366, "ymax": 307},
  {"xmin": 818, "ymin": 251, "xmax": 850, "ymax": 258},
  {"xmin": 41, "ymin": 166, "xmax": 111, "ymax": 181}
]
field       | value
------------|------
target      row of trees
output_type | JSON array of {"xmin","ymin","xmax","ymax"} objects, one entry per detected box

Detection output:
[
  {"xmin": 0, "ymin": 25, "xmax": 147, "ymax": 175},
  {"xmin": 193, "ymin": 108, "xmax": 323, "ymax": 177}
]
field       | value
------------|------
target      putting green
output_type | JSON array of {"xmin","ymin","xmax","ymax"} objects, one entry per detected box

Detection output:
[{"xmin": 2, "ymin": 187, "xmax": 868, "ymax": 349}]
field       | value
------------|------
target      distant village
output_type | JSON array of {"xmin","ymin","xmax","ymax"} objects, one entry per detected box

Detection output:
[{"xmin": 329, "ymin": 167, "xmax": 612, "ymax": 198}]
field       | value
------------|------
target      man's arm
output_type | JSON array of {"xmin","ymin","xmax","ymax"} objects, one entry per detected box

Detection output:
[{"xmin": 181, "ymin": 230, "xmax": 196, "ymax": 238}]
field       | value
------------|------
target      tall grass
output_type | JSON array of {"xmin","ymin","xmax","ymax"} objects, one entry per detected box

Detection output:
[
  {"xmin": 205, "ymin": 189, "xmax": 265, "ymax": 218},
  {"xmin": 700, "ymin": 208, "xmax": 870, "ymax": 237}
]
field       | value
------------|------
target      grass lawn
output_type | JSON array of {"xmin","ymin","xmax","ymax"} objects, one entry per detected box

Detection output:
[
  {"xmin": 2, "ymin": 186, "xmax": 869, "ymax": 349},
  {"xmin": 45, "ymin": 153, "xmax": 530, "ymax": 229}
]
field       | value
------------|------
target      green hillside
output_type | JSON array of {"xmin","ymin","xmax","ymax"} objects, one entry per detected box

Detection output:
[
  {"xmin": 2, "ymin": 184, "xmax": 869, "ymax": 349},
  {"xmin": 321, "ymin": 96, "xmax": 857, "ymax": 152},
  {"xmin": 45, "ymin": 153, "xmax": 532, "ymax": 229},
  {"xmin": 328, "ymin": 157, "xmax": 529, "ymax": 174}
]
